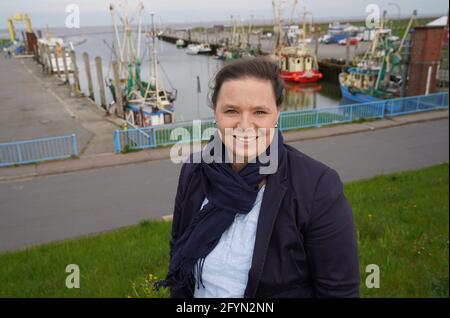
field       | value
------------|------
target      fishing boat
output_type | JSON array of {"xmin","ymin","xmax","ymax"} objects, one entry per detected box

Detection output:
[
  {"xmin": 108, "ymin": 2, "xmax": 177, "ymax": 127},
  {"xmin": 278, "ymin": 45, "xmax": 323, "ymax": 83},
  {"xmin": 37, "ymin": 36, "xmax": 73, "ymax": 74},
  {"xmin": 185, "ymin": 43, "xmax": 212, "ymax": 55},
  {"xmin": 339, "ymin": 11, "xmax": 417, "ymax": 103},
  {"xmin": 272, "ymin": 1, "xmax": 322, "ymax": 83},
  {"xmin": 217, "ymin": 15, "xmax": 261, "ymax": 61},
  {"xmin": 175, "ymin": 38, "xmax": 185, "ymax": 48}
]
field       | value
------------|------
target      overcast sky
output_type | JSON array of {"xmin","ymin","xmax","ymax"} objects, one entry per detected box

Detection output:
[{"xmin": 1, "ymin": 0, "xmax": 448, "ymax": 29}]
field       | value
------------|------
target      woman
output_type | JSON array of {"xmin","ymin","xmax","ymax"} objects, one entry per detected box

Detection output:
[{"xmin": 156, "ymin": 57, "xmax": 360, "ymax": 298}]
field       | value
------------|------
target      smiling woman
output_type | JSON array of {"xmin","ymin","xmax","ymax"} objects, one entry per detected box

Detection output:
[
  {"xmin": 155, "ymin": 57, "xmax": 360, "ymax": 298},
  {"xmin": 211, "ymin": 61, "xmax": 283, "ymax": 171}
]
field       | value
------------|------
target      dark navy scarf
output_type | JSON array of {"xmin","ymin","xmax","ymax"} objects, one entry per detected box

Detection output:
[{"xmin": 155, "ymin": 129, "xmax": 286, "ymax": 295}]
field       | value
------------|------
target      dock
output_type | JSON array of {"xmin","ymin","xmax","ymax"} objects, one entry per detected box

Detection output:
[
  {"xmin": 159, "ymin": 29, "xmax": 371, "ymax": 83},
  {"xmin": 0, "ymin": 53, "xmax": 121, "ymax": 156}
]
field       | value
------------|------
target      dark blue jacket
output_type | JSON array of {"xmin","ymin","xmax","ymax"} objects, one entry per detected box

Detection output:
[{"xmin": 170, "ymin": 142, "xmax": 360, "ymax": 298}]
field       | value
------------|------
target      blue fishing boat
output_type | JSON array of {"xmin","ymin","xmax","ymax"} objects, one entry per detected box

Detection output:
[
  {"xmin": 108, "ymin": 4, "xmax": 177, "ymax": 127},
  {"xmin": 339, "ymin": 68, "xmax": 382, "ymax": 103},
  {"xmin": 339, "ymin": 11, "xmax": 417, "ymax": 104}
]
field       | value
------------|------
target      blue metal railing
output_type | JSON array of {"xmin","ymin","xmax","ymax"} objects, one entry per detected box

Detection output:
[
  {"xmin": 114, "ymin": 120, "xmax": 217, "ymax": 153},
  {"xmin": 114, "ymin": 92, "xmax": 449, "ymax": 153},
  {"xmin": 0, "ymin": 134, "xmax": 78, "ymax": 167}
]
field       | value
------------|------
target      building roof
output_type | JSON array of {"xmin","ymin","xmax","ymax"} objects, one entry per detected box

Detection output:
[{"xmin": 427, "ymin": 16, "xmax": 448, "ymax": 27}]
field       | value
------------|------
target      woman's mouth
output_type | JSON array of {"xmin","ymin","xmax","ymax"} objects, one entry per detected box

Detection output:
[{"xmin": 233, "ymin": 135, "xmax": 259, "ymax": 143}]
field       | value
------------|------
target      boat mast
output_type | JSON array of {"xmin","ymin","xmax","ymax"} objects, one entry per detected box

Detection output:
[
  {"xmin": 302, "ymin": 9, "xmax": 307, "ymax": 43},
  {"xmin": 374, "ymin": 10, "xmax": 389, "ymax": 91},
  {"xmin": 231, "ymin": 15, "xmax": 237, "ymax": 48},
  {"xmin": 151, "ymin": 12, "xmax": 160, "ymax": 108},
  {"xmin": 124, "ymin": 3, "xmax": 134, "ymax": 63},
  {"xmin": 301, "ymin": 7, "xmax": 313, "ymax": 43},
  {"xmin": 46, "ymin": 24, "xmax": 51, "ymax": 41},
  {"xmin": 288, "ymin": 0, "xmax": 298, "ymax": 27},
  {"xmin": 136, "ymin": 1, "xmax": 144, "ymax": 60},
  {"xmin": 247, "ymin": 14, "xmax": 254, "ymax": 49},
  {"xmin": 110, "ymin": 3, "xmax": 124, "ymax": 75},
  {"xmin": 272, "ymin": 0, "xmax": 281, "ymax": 55},
  {"xmin": 398, "ymin": 10, "xmax": 417, "ymax": 55}
]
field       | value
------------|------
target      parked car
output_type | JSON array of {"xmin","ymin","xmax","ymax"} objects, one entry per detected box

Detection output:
[{"xmin": 338, "ymin": 37, "xmax": 361, "ymax": 45}]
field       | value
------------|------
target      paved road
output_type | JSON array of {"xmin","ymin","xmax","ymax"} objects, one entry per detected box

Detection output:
[
  {"xmin": 0, "ymin": 56, "xmax": 117, "ymax": 155},
  {"xmin": 0, "ymin": 119, "xmax": 448, "ymax": 252},
  {"xmin": 0, "ymin": 56, "xmax": 91, "ymax": 146}
]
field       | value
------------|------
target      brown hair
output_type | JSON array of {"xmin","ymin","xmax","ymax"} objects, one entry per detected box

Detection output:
[{"xmin": 209, "ymin": 57, "xmax": 285, "ymax": 109}]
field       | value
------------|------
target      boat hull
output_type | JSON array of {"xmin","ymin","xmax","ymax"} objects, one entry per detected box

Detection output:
[
  {"xmin": 281, "ymin": 70, "xmax": 323, "ymax": 83},
  {"xmin": 340, "ymin": 84, "xmax": 382, "ymax": 103},
  {"xmin": 127, "ymin": 103, "xmax": 174, "ymax": 126}
]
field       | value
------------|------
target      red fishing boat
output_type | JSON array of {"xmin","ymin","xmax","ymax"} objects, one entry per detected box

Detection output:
[{"xmin": 272, "ymin": 1, "xmax": 323, "ymax": 84}]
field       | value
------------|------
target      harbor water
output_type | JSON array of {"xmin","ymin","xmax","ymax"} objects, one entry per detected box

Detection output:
[{"xmin": 52, "ymin": 27, "xmax": 344, "ymax": 122}]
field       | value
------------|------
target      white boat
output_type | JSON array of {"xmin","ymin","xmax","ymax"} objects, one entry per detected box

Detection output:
[
  {"xmin": 186, "ymin": 43, "xmax": 212, "ymax": 55},
  {"xmin": 37, "ymin": 37, "xmax": 73, "ymax": 73},
  {"xmin": 175, "ymin": 39, "xmax": 185, "ymax": 48}
]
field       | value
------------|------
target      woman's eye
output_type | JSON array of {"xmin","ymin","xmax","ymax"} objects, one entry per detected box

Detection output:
[
  {"xmin": 255, "ymin": 111, "xmax": 267, "ymax": 115},
  {"xmin": 225, "ymin": 109, "xmax": 237, "ymax": 114}
]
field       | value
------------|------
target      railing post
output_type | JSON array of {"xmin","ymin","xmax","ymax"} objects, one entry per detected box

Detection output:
[
  {"xmin": 279, "ymin": 113, "xmax": 283, "ymax": 131},
  {"xmin": 440, "ymin": 93, "xmax": 447, "ymax": 108},
  {"xmin": 381, "ymin": 100, "xmax": 386, "ymax": 119},
  {"xmin": 315, "ymin": 110, "xmax": 319, "ymax": 127},
  {"xmin": 416, "ymin": 96, "xmax": 420, "ymax": 112},
  {"xmin": 16, "ymin": 143, "xmax": 23, "ymax": 163},
  {"xmin": 71, "ymin": 134, "xmax": 79, "ymax": 157},
  {"xmin": 152, "ymin": 128, "xmax": 157, "ymax": 148},
  {"xmin": 349, "ymin": 105, "xmax": 353, "ymax": 122},
  {"xmin": 386, "ymin": 100, "xmax": 392, "ymax": 116},
  {"xmin": 114, "ymin": 130, "xmax": 121, "ymax": 153}
]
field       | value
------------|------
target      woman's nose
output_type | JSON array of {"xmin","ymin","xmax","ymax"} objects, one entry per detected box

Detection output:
[{"xmin": 236, "ymin": 114, "xmax": 254, "ymax": 130}]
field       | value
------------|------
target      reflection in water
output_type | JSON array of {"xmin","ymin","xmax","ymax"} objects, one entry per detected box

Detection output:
[
  {"xmin": 283, "ymin": 82, "xmax": 322, "ymax": 111},
  {"xmin": 282, "ymin": 80, "xmax": 345, "ymax": 111}
]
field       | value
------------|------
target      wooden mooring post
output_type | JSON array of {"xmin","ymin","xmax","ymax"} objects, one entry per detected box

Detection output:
[
  {"xmin": 83, "ymin": 52, "xmax": 95, "ymax": 101},
  {"xmin": 111, "ymin": 61, "xmax": 124, "ymax": 118},
  {"xmin": 46, "ymin": 45, "xmax": 53, "ymax": 75},
  {"xmin": 346, "ymin": 39, "xmax": 350, "ymax": 65},
  {"xmin": 70, "ymin": 50, "xmax": 81, "ymax": 97},
  {"xmin": 61, "ymin": 47, "xmax": 70, "ymax": 84},
  {"xmin": 36, "ymin": 42, "xmax": 43, "ymax": 65},
  {"xmin": 95, "ymin": 56, "xmax": 107, "ymax": 110},
  {"xmin": 34, "ymin": 44, "xmax": 39, "ymax": 63},
  {"xmin": 55, "ymin": 47, "xmax": 62, "ymax": 79}
]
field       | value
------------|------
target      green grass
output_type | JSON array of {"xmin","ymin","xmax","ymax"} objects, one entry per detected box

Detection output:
[
  {"xmin": 0, "ymin": 38, "xmax": 10, "ymax": 48},
  {"xmin": 0, "ymin": 163, "xmax": 448, "ymax": 297},
  {"xmin": 0, "ymin": 220, "xmax": 172, "ymax": 298},
  {"xmin": 348, "ymin": 163, "xmax": 449, "ymax": 297}
]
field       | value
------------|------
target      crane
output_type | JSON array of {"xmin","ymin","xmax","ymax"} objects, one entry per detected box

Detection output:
[{"xmin": 7, "ymin": 13, "xmax": 33, "ymax": 42}]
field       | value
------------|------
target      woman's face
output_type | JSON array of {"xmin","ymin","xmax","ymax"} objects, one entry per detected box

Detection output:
[{"xmin": 214, "ymin": 77, "xmax": 280, "ymax": 162}]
